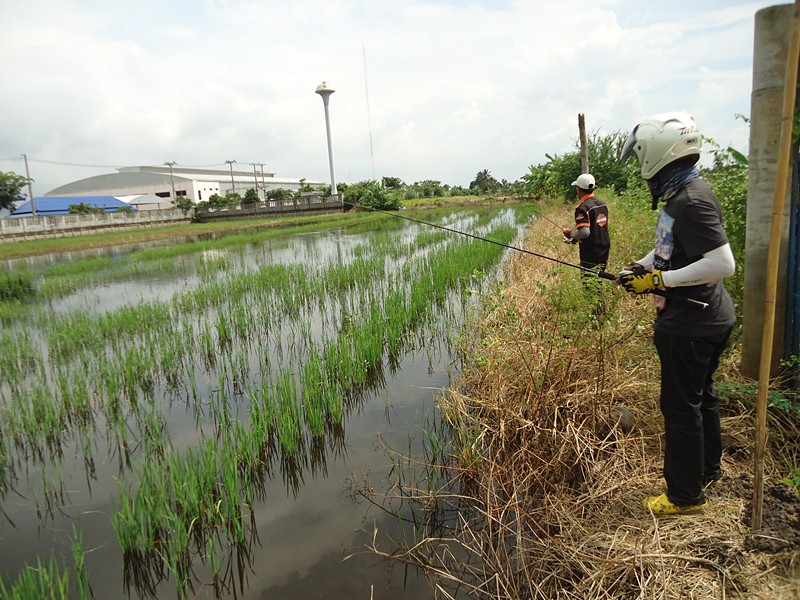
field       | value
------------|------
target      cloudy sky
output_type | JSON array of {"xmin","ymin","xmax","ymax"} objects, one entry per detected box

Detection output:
[{"xmin": 0, "ymin": 0, "xmax": 782, "ymax": 196}]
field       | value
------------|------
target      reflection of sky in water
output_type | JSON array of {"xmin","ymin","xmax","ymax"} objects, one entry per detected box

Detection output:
[
  {"xmin": 0, "ymin": 347, "xmax": 448, "ymax": 599},
  {"xmin": 48, "ymin": 228, "xmax": 366, "ymax": 315},
  {"xmin": 0, "ymin": 208, "xmax": 523, "ymax": 599}
]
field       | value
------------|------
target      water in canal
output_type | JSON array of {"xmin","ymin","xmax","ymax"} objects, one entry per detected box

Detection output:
[{"xmin": 0, "ymin": 206, "xmax": 534, "ymax": 598}]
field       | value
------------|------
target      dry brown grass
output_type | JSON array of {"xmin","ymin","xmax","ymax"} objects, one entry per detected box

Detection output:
[{"xmin": 368, "ymin": 200, "xmax": 800, "ymax": 599}]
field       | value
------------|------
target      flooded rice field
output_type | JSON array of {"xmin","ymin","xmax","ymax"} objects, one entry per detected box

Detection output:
[{"xmin": 0, "ymin": 205, "xmax": 535, "ymax": 599}]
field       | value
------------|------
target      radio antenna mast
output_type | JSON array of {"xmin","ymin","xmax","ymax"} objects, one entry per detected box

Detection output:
[{"xmin": 362, "ymin": 40, "xmax": 376, "ymax": 181}]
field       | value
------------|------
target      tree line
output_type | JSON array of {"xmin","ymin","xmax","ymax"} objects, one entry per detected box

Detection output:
[{"xmin": 0, "ymin": 130, "xmax": 748, "ymax": 237}]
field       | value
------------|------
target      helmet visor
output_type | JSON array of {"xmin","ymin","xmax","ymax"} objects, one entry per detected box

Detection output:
[{"xmin": 620, "ymin": 125, "xmax": 639, "ymax": 161}]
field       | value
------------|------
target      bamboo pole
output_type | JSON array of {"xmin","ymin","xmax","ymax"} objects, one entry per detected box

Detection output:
[{"xmin": 752, "ymin": 0, "xmax": 800, "ymax": 533}]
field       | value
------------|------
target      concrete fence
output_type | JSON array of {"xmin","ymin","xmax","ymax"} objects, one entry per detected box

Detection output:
[
  {"xmin": 194, "ymin": 194, "xmax": 344, "ymax": 222},
  {"xmin": 0, "ymin": 195, "xmax": 345, "ymax": 243},
  {"xmin": 0, "ymin": 208, "xmax": 192, "ymax": 243}
]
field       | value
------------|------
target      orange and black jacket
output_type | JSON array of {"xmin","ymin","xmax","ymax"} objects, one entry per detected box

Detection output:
[{"xmin": 573, "ymin": 193, "xmax": 610, "ymax": 268}]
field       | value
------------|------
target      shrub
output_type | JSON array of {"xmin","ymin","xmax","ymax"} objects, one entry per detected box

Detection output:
[{"xmin": 344, "ymin": 180, "xmax": 399, "ymax": 210}]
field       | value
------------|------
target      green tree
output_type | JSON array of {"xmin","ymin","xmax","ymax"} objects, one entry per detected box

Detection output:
[
  {"xmin": 703, "ymin": 142, "xmax": 748, "ymax": 306},
  {"xmin": 521, "ymin": 130, "xmax": 631, "ymax": 201},
  {"xmin": 242, "ymin": 188, "xmax": 260, "ymax": 206},
  {"xmin": 296, "ymin": 178, "xmax": 316, "ymax": 196},
  {"xmin": 0, "ymin": 171, "xmax": 28, "ymax": 212},
  {"xmin": 208, "ymin": 193, "xmax": 226, "ymax": 207},
  {"xmin": 469, "ymin": 169, "xmax": 500, "ymax": 194},
  {"xmin": 68, "ymin": 202, "xmax": 104, "ymax": 215},
  {"xmin": 174, "ymin": 196, "xmax": 195, "ymax": 213},
  {"xmin": 266, "ymin": 188, "xmax": 292, "ymax": 201},
  {"xmin": 381, "ymin": 176, "xmax": 404, "ymax": 189},
  {"xmin": 448, "ymin": 185, "xmax": 470, "ymax": 197},
  {"xmin": 345, "ymin": 180, "xmax": 399, "ymax": 210}
]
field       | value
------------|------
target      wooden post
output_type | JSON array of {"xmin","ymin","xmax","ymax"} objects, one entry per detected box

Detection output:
[
  {"xmin": 752, "ymin": 0, "xmax": 800, "ymax": 532},
  {"xmin": 578, "ymin": 113, "xmax": 588, "ymax": 173}
]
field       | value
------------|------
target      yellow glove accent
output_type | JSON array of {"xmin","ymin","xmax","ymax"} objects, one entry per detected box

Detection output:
[{"xmin": 619, "ymin": 269, "xmax": 665, "ymax": 294}]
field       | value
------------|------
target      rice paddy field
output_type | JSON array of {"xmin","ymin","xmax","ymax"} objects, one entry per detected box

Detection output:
[{"xmin": 0, "ymin": 204, "xmax": 537, "ymax": 599}]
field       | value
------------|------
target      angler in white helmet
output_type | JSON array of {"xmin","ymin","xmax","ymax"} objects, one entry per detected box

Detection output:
[{"xmin": 618, "ymin": 112, "xmax": 736, "ymax": 515}]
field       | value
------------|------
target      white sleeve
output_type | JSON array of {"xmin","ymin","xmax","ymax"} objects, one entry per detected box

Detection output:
[
  {"xmin": 661, "ymin": 243, "xmax": 736, "ymax": 288},
  {"xmin": 635, "ymin": 250, "xmax": 655, "ymax": 269}
]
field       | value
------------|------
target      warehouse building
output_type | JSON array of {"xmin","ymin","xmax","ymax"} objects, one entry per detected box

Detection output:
[{"xmin": 45, "ymin": 165, "xmax": 323, "ymax": 205}]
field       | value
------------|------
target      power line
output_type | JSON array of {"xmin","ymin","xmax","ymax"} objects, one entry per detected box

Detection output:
[{"xmin": 1, "ymin": 157, "xmax": 230, "ymax": 169}]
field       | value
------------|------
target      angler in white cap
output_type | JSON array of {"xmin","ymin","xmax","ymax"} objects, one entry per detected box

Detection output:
[{"xmin": 562, "ymin": 172, "xmax": 611, "ymax": 311}]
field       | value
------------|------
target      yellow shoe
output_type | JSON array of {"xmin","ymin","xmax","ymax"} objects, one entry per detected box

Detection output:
[{"xmin": 642, "ymin": 493, "xmax": 707, "ymax": 515}]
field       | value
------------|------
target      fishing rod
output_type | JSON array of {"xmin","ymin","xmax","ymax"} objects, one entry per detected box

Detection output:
[
  {"xmin": 343, "ymin": 201, "xmax": 709, "ymax": 309},
  {"xmin": 534, "ymin": 210, "xmax": 567, "ymax": 231}
]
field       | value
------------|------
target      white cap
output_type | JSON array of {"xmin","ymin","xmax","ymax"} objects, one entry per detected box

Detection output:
[{"xmin": 571, "ymin": 173, "xmax": 595, "ymax": 190}]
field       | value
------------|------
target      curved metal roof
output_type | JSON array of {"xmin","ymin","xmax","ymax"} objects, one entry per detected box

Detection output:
[{"xmin": 47, "ymin": 172, "xmax": 193, "ymax": 195}]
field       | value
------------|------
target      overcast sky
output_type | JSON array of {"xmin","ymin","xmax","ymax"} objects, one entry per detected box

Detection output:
[{"xmin": 0, "ymin": 0, "xmax": 783, "ymax": 196}]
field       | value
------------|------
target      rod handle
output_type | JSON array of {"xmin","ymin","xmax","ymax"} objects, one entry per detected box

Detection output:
[{"xmin": 603, "ymin": 270, "xmax": 709, "ymax": 310}]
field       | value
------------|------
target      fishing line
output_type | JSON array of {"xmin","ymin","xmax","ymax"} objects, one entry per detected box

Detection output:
[
  {"xmin": 534, "ymin": 210, "xmax": 567, "ymax": 231},
  {"xmin": 344, "ymin": 201, "xmax": 709, "ymax": 309}
]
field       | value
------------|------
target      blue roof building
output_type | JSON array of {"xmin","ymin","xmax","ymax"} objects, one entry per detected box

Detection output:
[{"xmin": 9, "ymin": 196, "xmax": 135, "ymax": 217}]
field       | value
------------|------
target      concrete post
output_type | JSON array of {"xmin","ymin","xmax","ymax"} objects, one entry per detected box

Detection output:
[{"xmin": 742, "ymin": 3, "xmax": 797, "ymax": 378}]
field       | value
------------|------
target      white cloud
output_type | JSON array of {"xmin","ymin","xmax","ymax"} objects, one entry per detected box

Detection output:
[{"xmin": 0, "ymin": 0, "xmax": 780, "ymax": 194}]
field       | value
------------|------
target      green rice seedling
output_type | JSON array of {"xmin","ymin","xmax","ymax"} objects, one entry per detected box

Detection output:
[
  {"xmin": 57, "ymin": 371, "xmax": 92, "ymax": 426},
  {"xmin": 23, "ymin": 382, "xmax": 68, "ymax": 452},
  {"xmin": 160, "ymin": 330, "xmax": 185, "ymax": 390},
  {"xmin": 215, "ymin": 311, "xmax": 232, "ymax": 350},
  {"xmin": 220, "ymin": 445, "xmax": 246, "ymax": 545},
  {"xmin": 158, "ymin": 509, "xmax": 191, "ymax": 598},
  {"xmin": 133, "ymin": 403, "xmax": 168, "ymax": 459},
  {"xmin": 120, "ymin": 344, "xmax": 154, "ymax": 398},
  {"xmin": 0, "ymin": 298, "xmax": 28, "ymax": 326},
  {"xmin": 113, "ymin": 484, "xmax": 152, "ymax": 554},
  {"xmin": 208, "ymin": 383, "xmax": 233, "ymax": 433},
  {"xmin": 109, "ymin": 403, "xmax": 132, "ymax": 469},
  {"xmin": 274, "ymin": 369, "xmax": 301, "ymax": 455},
  {"xmin": 70, "ymin": 526, "xmax": 90, "ymax": 600},
  {"xmin": 95, "ymin": 356, "xmax": 122, "ymax": 412},
  {"xmin": 199, "ymin": 321, "xmax": 216, "ymax": 367},
  {"xmin": 0, "ymin": 270, "xmax": 35, "ymax": 302},
  {"xmin": 299, "ymin": 351, "xmax": 326, "ymax": 438},
  {"xmin": 250, "ymin": 381, "xmax": 277, "ymax": 440},
  {"xmin": 0, "ymin": 554, "xmax": 71, "ymax": 600},
  {"xmin": 204, "ymin": 535, "xmax": 221, "ymax": 585},
  {"xmin": 229, "ymin": 303, "xmax": 251, "ymax": 343},
  {"xmin": 33, "ymin": 460, "xmax": 65, "ymax": 523},
  {"xmin": 0, "ymin": 329, "xmax": 40, "ymax": 394}
]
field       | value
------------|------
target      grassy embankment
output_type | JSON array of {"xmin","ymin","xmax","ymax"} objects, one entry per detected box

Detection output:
[
  {"xmin": 0, "ymin": 212, "xmax": 345, "ymax": 261},
  {"xmin": 368, "ymin": 193, "xmax": 800, "ymax": 599},
  {"xmin": 0, "ymin": 195, "xmax": 505, "ymax": 261}
]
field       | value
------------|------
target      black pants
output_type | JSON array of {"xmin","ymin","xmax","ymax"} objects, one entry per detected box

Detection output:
[{"xmin": 654, "ymin": 327, "xmax": 732, "ymax": 506}]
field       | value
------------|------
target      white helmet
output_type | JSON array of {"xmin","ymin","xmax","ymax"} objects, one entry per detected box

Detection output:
[
  {"xmin": 620, "ymin": 112, "xmax": 702, "ymax": 180},
  {"xmin": 571, "ymin": 173, "xmax": 595, "ymax": 190}
]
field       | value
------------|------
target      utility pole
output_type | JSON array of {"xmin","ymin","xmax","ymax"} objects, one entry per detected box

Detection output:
[
  {"xmin": 578, "ymin": 113, "xmax": 589, "ymax": 173},
  {"xmin": 315, "ymin": 81, "xmax": 338, "ymax": 196},
  {"xmin": 164, "ymin": 161, "xmax": 177, "ymax": 202},
  {"xmin": 21, "ymin": 154, "xmax": 36, "ymax": 216},
  {"xmin": 249, "ymin": 162, "xmax": 259, "ymax": 194},
  {"xmin": 225, "ymin": 160, "xmax": 236, "ymax": 195},
  {"xmin": 257, "ymin": 163, "xmax": 266, "ymax": 198}
]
